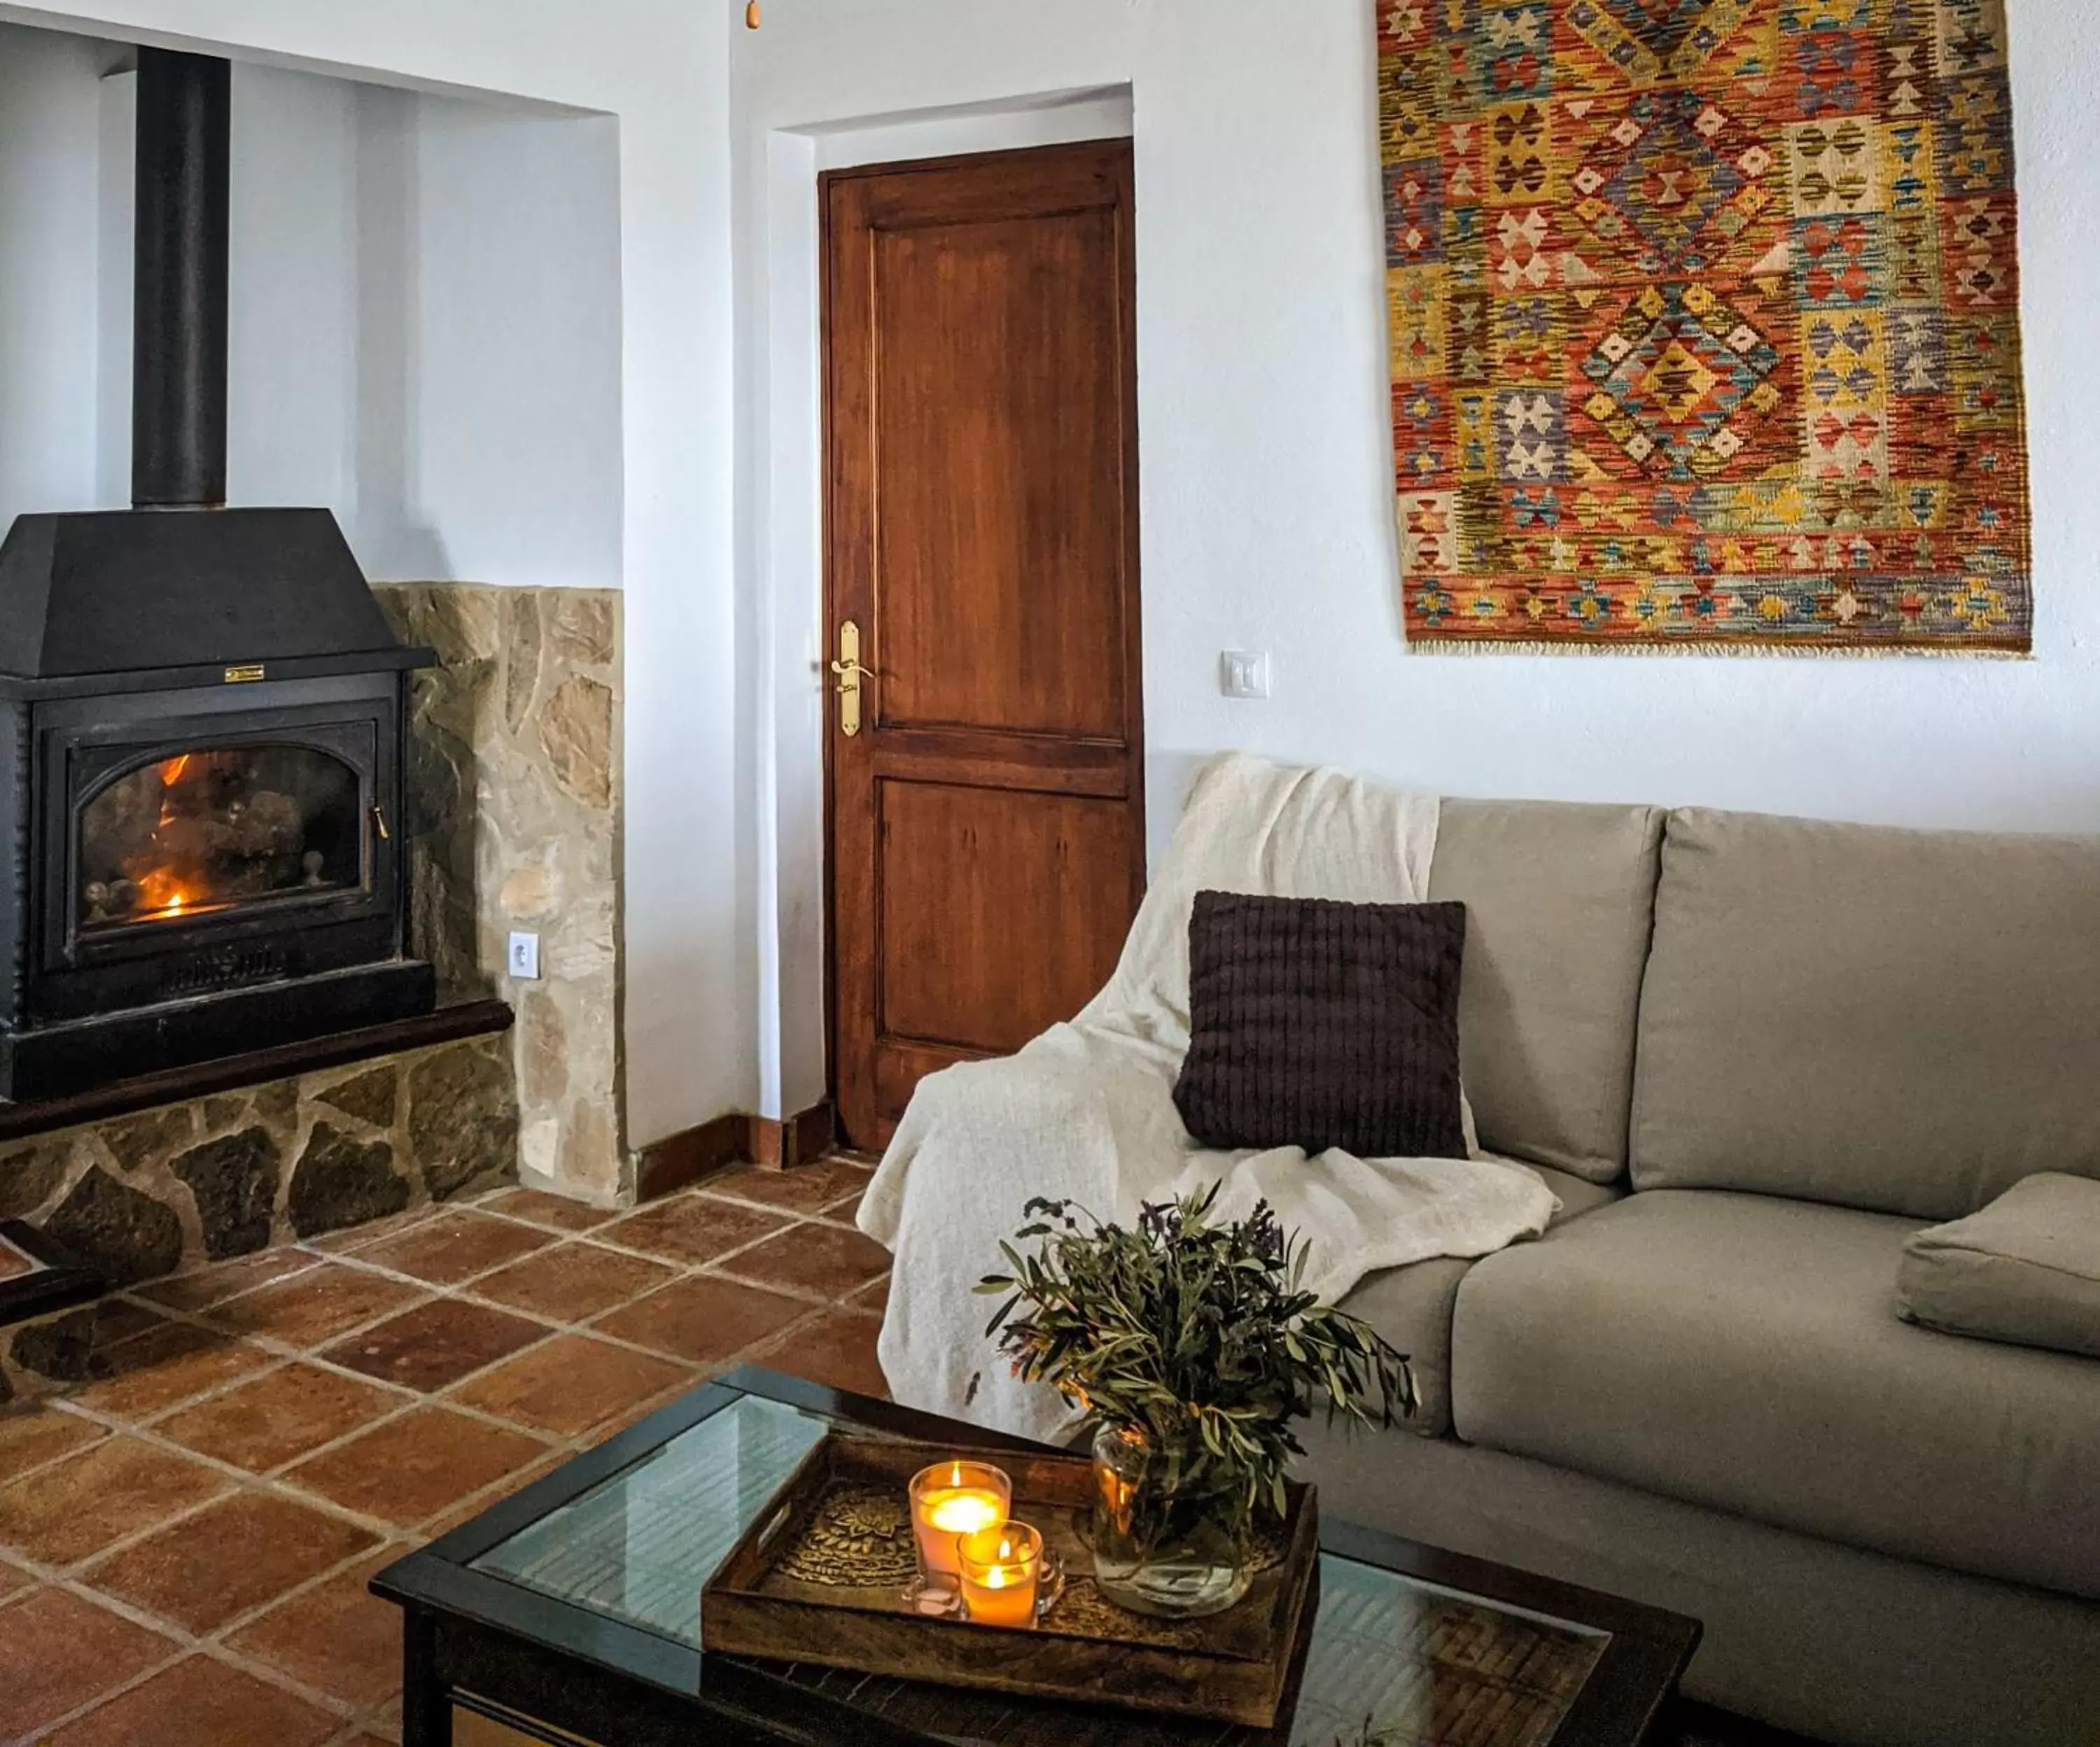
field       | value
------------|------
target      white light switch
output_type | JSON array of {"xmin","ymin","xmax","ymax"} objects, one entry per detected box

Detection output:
[
  {"xmin": 1220, "ymin": 650, "xmax": 1271, "ymax": 700},
  {"xmin": 507, "ymin": 932, "xmax": 541, "ymax": 980}
]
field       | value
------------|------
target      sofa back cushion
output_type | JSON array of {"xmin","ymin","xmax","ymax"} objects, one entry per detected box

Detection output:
[
  {"xmin": 1632, "ymin": 808, "xmax": 2100, "ymax": 1220},
  {"xmin": 1428, "ymin": 799, "xmax": 1664, "ymax": 1183}
]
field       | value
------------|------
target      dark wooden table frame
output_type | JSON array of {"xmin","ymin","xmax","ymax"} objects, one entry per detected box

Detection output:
[{"xmin": 374, "ymin": 1367, "xmax": 1700, "ymax": 1747}]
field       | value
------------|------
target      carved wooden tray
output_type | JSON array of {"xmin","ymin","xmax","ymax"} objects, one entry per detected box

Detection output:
[{"xmin": 699, "ymin": 1431, "xmax": 1321, "ymax": 1729}]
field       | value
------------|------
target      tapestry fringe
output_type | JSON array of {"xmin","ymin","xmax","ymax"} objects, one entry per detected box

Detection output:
[{"xmin": 1404, "ymin": 640, "xmax": 2035, "ymax": 661}]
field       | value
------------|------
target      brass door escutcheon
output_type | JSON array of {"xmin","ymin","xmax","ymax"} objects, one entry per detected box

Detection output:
[{"xmin": 831, "ymin": 621, "xmax": 874, "ymax": 737}]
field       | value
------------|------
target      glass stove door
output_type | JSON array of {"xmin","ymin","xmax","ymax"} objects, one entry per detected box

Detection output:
[{"xmin": 75, "ymin": 743, "xmax": 367, "ymax": 932}]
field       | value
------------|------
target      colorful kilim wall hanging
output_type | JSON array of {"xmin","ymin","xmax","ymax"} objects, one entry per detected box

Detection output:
[{"xmin": 1381, "ymin": 0, "xmax": 2031, "ymax": 654}]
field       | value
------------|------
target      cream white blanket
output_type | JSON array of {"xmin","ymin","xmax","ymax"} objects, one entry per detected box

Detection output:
[{"xmin": 858, "ymin": 753, "xmax": 1560, "ymax": 1444}]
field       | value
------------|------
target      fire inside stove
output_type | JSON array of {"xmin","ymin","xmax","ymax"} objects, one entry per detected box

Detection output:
[{"xmin": 78, "ymin": 745, "xmax": 363, "ymax": 932}]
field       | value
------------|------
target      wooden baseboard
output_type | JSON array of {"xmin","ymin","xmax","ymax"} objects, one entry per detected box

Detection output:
[
  {"xmin": 751, "ymin": 1100, "xmax": 836, "ymax": 1170},
  {"xmin": 635, "ymin": 1100, "xmax": 838, "ymax": 1201}
]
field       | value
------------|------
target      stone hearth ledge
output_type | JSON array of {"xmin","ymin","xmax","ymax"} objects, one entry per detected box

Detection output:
[{"xmin": 0, "ymin": 1017, "xmax": 521, "ymax": 1404}]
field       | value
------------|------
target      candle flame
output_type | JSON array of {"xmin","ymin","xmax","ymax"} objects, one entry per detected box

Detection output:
[
  {"xmin": 950, "ymin": 1462, "xmax": 962, "ymax": 1487},
  {"xmin": 999, "ymin": 1538, "xmax": 1013, "ymax": 1560}
]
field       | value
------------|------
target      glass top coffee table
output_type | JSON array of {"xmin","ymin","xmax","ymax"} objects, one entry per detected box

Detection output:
[{"xmin": 374, "ymin": 1367, "xmax": 1698, "ymax": 1747}]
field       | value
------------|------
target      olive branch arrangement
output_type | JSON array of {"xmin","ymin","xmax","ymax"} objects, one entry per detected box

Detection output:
[{"xmin": 976, "ymin": 1185, "xmax": 1418, "ymax": 1527}]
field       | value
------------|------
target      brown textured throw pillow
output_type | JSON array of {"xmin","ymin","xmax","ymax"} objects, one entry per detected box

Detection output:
[{"xmin": 1172, "ymin": 891, "xmax": 1469, "ymax": 1159}]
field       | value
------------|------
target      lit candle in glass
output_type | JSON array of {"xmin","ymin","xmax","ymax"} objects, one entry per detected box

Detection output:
[
  {"xmin": 957, "ymin": 1521, "xmax": 1044, "ymax": 1629},
  {"xmin": 908, "ymin": 1461, "xmax": 1011, "ymax": 1580}
]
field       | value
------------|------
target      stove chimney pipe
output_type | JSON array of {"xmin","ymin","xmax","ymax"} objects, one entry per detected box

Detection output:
[{"xmin": 131, "ymin": 48, "xmax": 230, "ymax": 510}]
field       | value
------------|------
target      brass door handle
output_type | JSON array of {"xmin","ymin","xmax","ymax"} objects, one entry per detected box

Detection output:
[{"xmin": 832, "ymin": 621, "xmax": 874, "ymax": 737}]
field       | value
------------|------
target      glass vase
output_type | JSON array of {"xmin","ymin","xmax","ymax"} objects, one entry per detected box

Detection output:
[{"xmin": 1088, "ymin": 1425, "xmax": 1254, "ymax": 1620}]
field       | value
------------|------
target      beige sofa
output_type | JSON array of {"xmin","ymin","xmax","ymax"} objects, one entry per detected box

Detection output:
[{"xmin": 1297, "ymin": 800, "xmax": 2100, "ymax": 1747}]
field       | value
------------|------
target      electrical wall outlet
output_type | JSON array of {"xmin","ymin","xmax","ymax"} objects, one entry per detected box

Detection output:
[
  {"xmin": 507, "ymin": 932, "xmax": 541, "ymax": 981},
  {"xmin": 1219, "ymin": 650, "xmax": 1271, "ymax": 699}
]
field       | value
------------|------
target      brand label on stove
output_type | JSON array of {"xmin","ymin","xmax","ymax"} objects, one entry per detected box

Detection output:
[{"xmin": 223, "ymin": 663, "xmax": 266, "ymax": 684}]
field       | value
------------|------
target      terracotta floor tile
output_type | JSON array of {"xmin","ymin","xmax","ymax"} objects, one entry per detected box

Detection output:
[
  {"xmin": 355, "ymin": 1212, "xmax": 554, "ymax": 1287},
  {"xmin": 134, "ymin": 1249, "xmax": 322, "ymax": 1313},
  {"xmin": 818, "ymin": 1181, "xmax": 875, "ymax": 1225},
  {"xmin": 699, "ymin": 1158, "xmax": 876, "ymax": 1218},
  {"xmin": 0, "ymin": 1558, "xmax": 30, "ymax": 1601},
  {"xmin": 591, "ymin": 1275, "xmax": 813, "ymax": 1366},
  {"xmin": 454, "ymin": 1716, "xmax": 554, "ymax": 1747},
  {"xmin": 752, "ymin": 1307, "xmax": 890, "ymax": 1401},
  {"xmin": 225, "ymin": 1550, "xmax": 404, "ymax": 1710},
  {"xmin": 483, "ymin": 1187, "xmax": 621, "ymax": 1233},
  {"xmin": 0, "ymin": 1404, "xmax": 107, "ymax": 1483},
  {"xmin": 85, "ymin": 1490, "xmax": 381, "ymax": 1635},
  {"xmin": 42, "ymin": 1653, "xmax": 339, "ymax": 1747},
  {"xmin": 208, "ymin": 1263, "xmax": 430, "ymax": 1349},
  {"xmin": 598, "ymin": 1196, "xmax": 791, "ymax": 1267},
  {"xmin": 447, "ymin": 1334, "xmax": 692, "ymax": 1438},
  {"xmin": 306, "ymin": 1204, "xmax": 441, "ymax": 1254},
  {"xmin": 469, "ymin": 1241, "xmax": 678, "ymax": 1324},
  {"xmin": 153, "ymin": 1362, "xmax": 407, "ymax": 1474},
  {"xmin": 0, "ymin": 1435, "xmax": 231, "ymax": 1566},
  {"xmin": 73, "ymin": 1321, "xmax": 276, "ymax": 1421},
  {"xmin": 286, "ymin": 1408, "xmax": 548, "ymax": 1529},
  {"xmin": 851, "ymin": 1273, "xmax": 892, "ymax": 1318},
  {"xmin": 88, "ymin": 1296, "xmax": 171, "ymax": 1346},
  {"xmin": 421, "ymin": 1447, "xmax": 574, "ymax": 1539},
  {"xmin": 0, "ymin": 1587, "xmax": 181, "ymax": 1739},
  {"xmin": 359, "ymin": 1694, "xmax": 405, "ymax": 1739},
  {"xmin": 318, "ymin": 1298, "xmax": 550, "ymax": 1394},
  {"xmin": 587, "ymin": 1383, "xmax": 702, "ymax": 1445},
  {"xmin": 715, "ymin": 1222, "xmax": 892, "ymax": 1300}
]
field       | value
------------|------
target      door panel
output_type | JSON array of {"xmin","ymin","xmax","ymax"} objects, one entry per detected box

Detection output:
[
  {"xmin": 827, "ymin": 141, "xmax": 1142, "ymax": 1149},
  {"xmin": 874, "ymin": 212, "xmax": 1128, "ymax": 738},
  {"xmin": 877, "ymin": 780, "xmax": 1138, "ymax": 1055}
]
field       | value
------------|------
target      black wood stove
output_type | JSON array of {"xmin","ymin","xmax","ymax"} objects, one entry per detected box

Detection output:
[{"xmin": 0, "ymin": 48, "xmax": 434, "ymax": 1101}]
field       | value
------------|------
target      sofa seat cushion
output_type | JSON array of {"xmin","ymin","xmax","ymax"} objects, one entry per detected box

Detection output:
[
  {"xmin": 1450, "ymin": 1191, "xmax": 2100, "ymax": 1599},
  {"xmin": 1339, "ymin": 1164, "xmax": 1620, "ymax": 1439}
]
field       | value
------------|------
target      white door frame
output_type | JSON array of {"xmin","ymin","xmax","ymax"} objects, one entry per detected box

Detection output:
[{"xmin": 739, "ymin": 86, "xmax": 1135, "ymax": 1121}]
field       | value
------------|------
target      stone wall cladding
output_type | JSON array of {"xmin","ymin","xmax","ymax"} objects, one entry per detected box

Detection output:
[
  {"xmin": 0, "ymin": 1033, "xmax": 517, "ymax": 1400},
  {"xmin": 374, "ymin": 585, "xmax": 624, "ymax": 1204}
]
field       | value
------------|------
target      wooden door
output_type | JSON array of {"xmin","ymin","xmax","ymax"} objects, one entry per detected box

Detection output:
[{"xmin": 824, "ymin": 140, "xmax": 1144, "ymax": 1150}]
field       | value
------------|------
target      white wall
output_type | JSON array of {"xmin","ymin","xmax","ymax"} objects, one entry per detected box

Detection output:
[
  {"xmin": 85, "ymin": 58, "xmax": 372, "ymax": 517},
  {"xmin": 225, "ymin": 64, "xmax": 360, "ymax": 516},
  {"xmin": 71, "ymin": 55, "xmax": 625, "ymax": 588},
  {"xmin": 0, "ymin": 0, "xmax": 739, "ymax": 1151},
  {"xmin": 733, "ymin": 0, "xmax": 2100, "ymax": 1113},
  {"xmin": 0, "ymin": 24, "xmax": 107, "ymax": 523},
  {"xmin": 399, "ymin": 98, "xmax": 624, "ymax": 589}
]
